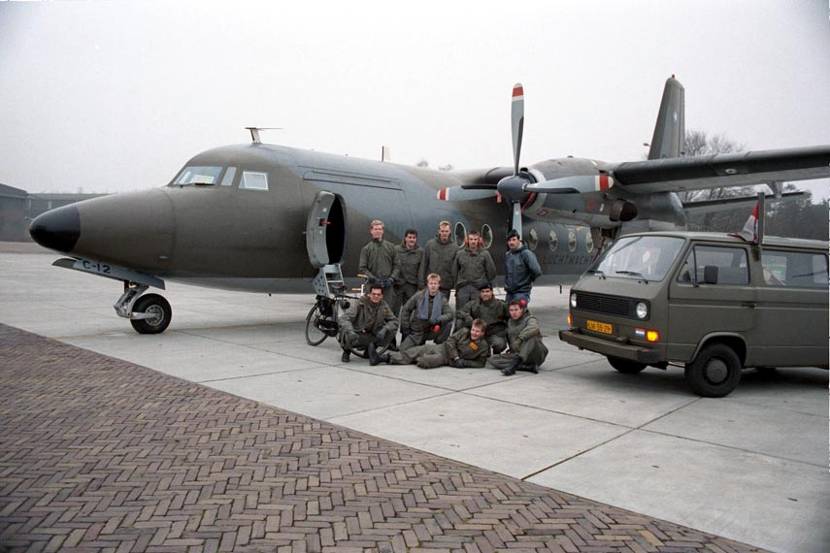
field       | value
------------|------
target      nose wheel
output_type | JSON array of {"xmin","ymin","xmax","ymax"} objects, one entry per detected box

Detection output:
[{"xmin": 129, "ymin": 293, "xmax": 172, "ymax": 334}]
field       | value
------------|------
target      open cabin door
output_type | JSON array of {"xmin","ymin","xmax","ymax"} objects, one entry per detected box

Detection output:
[{"xmin": 305, "ymin": 191, "xmax": 346, "ymax": 268}]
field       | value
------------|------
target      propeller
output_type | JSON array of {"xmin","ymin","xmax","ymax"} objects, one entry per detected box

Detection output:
[{"xmin": 495, "ymin": 83, "xmax": 536, "ymax": 238}]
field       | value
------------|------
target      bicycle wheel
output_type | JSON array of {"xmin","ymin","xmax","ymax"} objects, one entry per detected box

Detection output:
[{"xmin": 305, "ymin": 303, "xmax": 329, "ymax": 346}]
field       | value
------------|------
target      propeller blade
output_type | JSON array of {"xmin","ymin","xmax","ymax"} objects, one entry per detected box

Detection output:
[
  {"xmin": 437, "ymin": 187, "xmax": 499, "ymax": 202},
  {"xmin": 511, "ymin": 83, "xmax": 524, "ymax": 176},
  {"xmin": 525, "ymin": 174, "xmax": 615, "ymax": 194},
  {"xmin": 511, "ymin": 201, "xmax": 523, "ymax": 239}
]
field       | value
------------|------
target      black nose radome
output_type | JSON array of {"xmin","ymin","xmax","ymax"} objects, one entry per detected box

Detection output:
[{"xmin": 29, "ymin": 205, "xmax": 80, "ymax": 253}]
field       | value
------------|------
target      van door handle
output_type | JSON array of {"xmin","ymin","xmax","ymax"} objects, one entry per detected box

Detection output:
[{"xmin": 741, "ymin": 302, "xmax": 756, "ymax": 308}]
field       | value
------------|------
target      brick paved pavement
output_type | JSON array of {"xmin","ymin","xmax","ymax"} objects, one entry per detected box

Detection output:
[{"xmin": 0, "ymin": 323, "xmax": 766, "ymax": 553}]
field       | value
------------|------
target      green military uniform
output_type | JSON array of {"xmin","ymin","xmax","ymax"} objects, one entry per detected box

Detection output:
[
  {"xmin": 485, "ymin": 311, "xmax": 548, "ymax": 374},
  {"xmin": 359, "ymin": 238, "xmax": 401, "ymax": 312},
  {"xmin": 457, "ymin": 296, "xmax": 509, "ymax": 353},
  {"xmin": 393, "ymin": 242, "xmax": 423, "ymax": 314},
  {"xmin": 388, "ymin": 327, "xmax": 491, "ymax": 369},
  {"xmin": 338, "ymin": 294, "xmax": 399, "ymax": 353},
  {"xmin": 419, "ymin": 235, "xmax": 459, "ymax": 297},
  {"xmin": 399, "ymin": 289, "xmax": 454, "ymax": 350},
  {"xmin": 452, "ymin": 247, "xmax": 497, "ymax": 309}
]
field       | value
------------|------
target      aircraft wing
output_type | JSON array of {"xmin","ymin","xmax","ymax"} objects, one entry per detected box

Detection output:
[
  {"xmin": 612, "ymin": 145, "xmax": 830, "ymax": 194},
  {"xmin": 682, "ymin": 190, "xmax": 805, "ymax": 215}
]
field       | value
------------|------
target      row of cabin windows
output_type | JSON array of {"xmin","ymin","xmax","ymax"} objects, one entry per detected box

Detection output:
[{"xmin": 172, "ymin": 166, "xmax": 268, "ymax": 191}]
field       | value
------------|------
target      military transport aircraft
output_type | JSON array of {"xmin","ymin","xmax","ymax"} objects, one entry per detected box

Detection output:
[{"xmin": 29, "ymin": 77, "xmax": 830, "ymax": 334}]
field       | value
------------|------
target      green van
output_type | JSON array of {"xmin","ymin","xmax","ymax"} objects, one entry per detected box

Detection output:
[{"xmin": 559, "ymin": 231, "xmax": 829, "ymax": 397}]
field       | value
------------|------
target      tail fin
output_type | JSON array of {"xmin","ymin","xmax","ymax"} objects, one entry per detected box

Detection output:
[{"xmin": 648, "ymin": 76, "xmax": 685, "ymax": 160}]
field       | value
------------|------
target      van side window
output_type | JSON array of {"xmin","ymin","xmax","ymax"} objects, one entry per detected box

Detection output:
[
  {"xmin": 240, "ymin": 171, "xmax": 269, "ymax": 191},
  {"xmin": 761, "ymin": 250, "xmax": 828, "ymax": 289},
  {"xmin": 692, "ymin": 245, "xmax": 749, "ymax": 285}
]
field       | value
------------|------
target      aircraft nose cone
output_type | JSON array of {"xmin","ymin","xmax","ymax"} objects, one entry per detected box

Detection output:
[{"xmin": 29, "ymin": 205, "xmax": 81, "ymax": 253}]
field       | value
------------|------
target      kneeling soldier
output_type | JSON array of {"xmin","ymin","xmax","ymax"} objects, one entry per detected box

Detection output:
[
  {"xmin": 378, "ymin": 319, "xmax": 490, "ymax": 369},
  {"xmin": 399, "ymin": 273, "xmax": 454, "ymax": 351},
  {"xmin": 338, "ymin": 282, "xmax": 399, "ymax": 363},
  {"xmin": 485, "ymin": 300, "xmax": 548, "ymax": 376},
  {"xmin": 457, "ymin": 282, "xmax": 509, "ymax": 353}
]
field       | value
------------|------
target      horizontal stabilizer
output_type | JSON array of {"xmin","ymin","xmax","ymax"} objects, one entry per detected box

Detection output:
[{"xmin": 682, "ymin": 190, "xmax": 805, "ymax": 215}]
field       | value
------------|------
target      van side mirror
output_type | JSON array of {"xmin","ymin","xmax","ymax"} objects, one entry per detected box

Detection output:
[{"xmin": 703, "ymin": 265, "xmax": 719, "ymax": 285}]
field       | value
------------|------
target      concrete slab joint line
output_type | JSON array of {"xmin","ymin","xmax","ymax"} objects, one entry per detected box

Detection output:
[{"xmin": 0, "ymin": 323, "xmax": 773, "ymax": 553}]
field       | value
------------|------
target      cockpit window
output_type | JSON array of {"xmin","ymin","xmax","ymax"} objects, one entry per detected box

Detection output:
[
  {"xmin": 240, "ymin": 171, "xmax": 269, "ymax": 191},
  {"xmin": 172, "ymin": 166, "xmax": 223, "ymax": 185},
  {"xmin": 221, "ymin": 167, "xmax": 237, "ymax": 186}
]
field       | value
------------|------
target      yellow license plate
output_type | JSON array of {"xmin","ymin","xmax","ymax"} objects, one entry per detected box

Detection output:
[{"xmin": 586, "ymin": 320, "xmax": 613, "ymax": 334}]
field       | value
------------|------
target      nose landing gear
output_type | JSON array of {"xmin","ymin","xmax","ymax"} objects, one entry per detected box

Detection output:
[{"xmin": 114, "ymin": 282, "xmax": 172, "ymax": 334}]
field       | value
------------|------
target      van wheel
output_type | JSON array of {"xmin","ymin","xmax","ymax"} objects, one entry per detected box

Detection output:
[
  {"xmin": 607, "ymin": 356, "xmax": 647, "ymax": 374},
  {"xmin": 685, "ymin": 343, "xmax": 741, "ymax": 397}
]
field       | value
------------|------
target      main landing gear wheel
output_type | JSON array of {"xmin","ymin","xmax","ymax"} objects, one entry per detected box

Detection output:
[
  {"xmin": 684, "ymin": 343, "xmax": 742, "ymax": 397},
  {"xmin": 607, "ymin": 356, "xmax": 647, "ymax": 374},
  {"xmin": 130, "ymin": 293, "xmax": 172, "ymax": 334}
]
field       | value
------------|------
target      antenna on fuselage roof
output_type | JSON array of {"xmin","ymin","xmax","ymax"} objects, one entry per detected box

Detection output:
[{"xmin": 244, "ymin": 127, "xmax": 283, "ymax": 144}]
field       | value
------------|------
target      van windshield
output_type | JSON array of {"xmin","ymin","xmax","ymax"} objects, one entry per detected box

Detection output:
[{"xmin": 592, "ymin": 235, "xmax": 685, "ymax": 282}]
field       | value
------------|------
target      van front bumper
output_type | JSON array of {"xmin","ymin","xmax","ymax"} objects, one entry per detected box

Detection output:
[{"xmin": 559, "ymin": 329, "xmax": 663, "ymax": 364}]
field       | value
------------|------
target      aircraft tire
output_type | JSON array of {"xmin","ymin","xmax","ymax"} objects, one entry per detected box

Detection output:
[
  {"xmin": 607, "ymin": 356, "xmax": 646, "ymax": 374},
  {"xmin": 684, "ymin": 343, "xmax": 742, "ymax": 397},
  {"xmin": 130, "ymin": 294, "xmax": 172, "ymax": 335}
]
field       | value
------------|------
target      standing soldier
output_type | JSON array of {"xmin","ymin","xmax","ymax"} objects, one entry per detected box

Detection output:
[
  {"xmin": 399, "ymin": 273, "xmax": 454, "ymax": 350},
  {"xmin": 394, "ymin": 229, "xmax": 423, "ymax": 314},
  {"xmin": 419, "ymin": 220, "xmax": 458, "ymax": 299},
  {"xmin": 452, "ymin": 230, "xmax": 496, "ymax": 309},
  {"xmin": 456, "ymin": 283, "xmax": 509, "ymax": 353},
  {"xmin": 504, "ymin": 229, "xmax": 543, "ymax": 304},
  {"xmin": 376, "ymin": 319, "xmax": 491, "ymax": 369},
  {"xmin": 485, "ymin": 300, "xmax": 548, "ymax": 376},
  {"xmin": 338, "ymin": 282, "xmax": 399, "ymax": 363},
  {"xmin": 359, "ymin": 219, "xmax": 401, "ymax": 313}
]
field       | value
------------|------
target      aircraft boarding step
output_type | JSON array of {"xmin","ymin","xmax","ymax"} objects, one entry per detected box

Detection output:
[{"xmin": 311, "ymin": 264, "xmax": 346, "ymax": 298}]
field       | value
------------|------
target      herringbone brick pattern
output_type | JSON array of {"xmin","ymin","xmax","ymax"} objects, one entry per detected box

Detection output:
[{"xmin": 0, "ymin": 323, "xmax": 765, "ymax": 553}]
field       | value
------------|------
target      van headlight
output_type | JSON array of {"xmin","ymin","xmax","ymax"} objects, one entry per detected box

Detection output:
[
  {"xmin": 635, "ymin": 302, "xmax": 648, "ymax": 319},
  {"xmin": 570, "ymin": 292, "xmax": 577, "ymax": 308}
]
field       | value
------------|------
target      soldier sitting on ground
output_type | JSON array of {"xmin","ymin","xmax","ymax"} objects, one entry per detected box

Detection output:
[
  {"xmin": 374, "ymin": 319, "xmax": 490, "ymax": 369},
  {"xmin": 398, "ymin": 273, "xmax": 454, "ymax": 351},
  {"xmin": 485, "ymin": 300, "xmax": 548, "ymax": 376},
  {"xmin": 456, "ymin": 282, "xmax": 509, "ymax": 354},
  {"xmin": 338, "ymin": 282, "xmax": 399, "ymax": 363}
]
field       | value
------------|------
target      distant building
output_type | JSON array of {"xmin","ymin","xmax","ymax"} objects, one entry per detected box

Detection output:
[
  {"xmin": 0, "ymin": 185, "xmax": 107, "ymax": 242},
  {"xmin": 0, "ymin": 183, "xmax": 29, "ymax": 241}
]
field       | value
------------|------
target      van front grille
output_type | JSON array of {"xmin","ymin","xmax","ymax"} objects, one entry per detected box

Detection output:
[{"xmin": 576, "ymin": 292, "xmax": 634, "ymax": 317}]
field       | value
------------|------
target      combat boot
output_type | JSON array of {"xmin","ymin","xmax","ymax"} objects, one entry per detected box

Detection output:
[
  {"xmin": 518, "ymin": 363, "xmax": 539, "ymax": 374},
  {"xmin": 341, "ymin": 350, "xmax": 351, "ymax": 363},
  {"xmin": 500, "ymin": 357, "xmax": 521, "ymax": 376},
  {"xmin": 368, "ymin": 343, "xmax": 381, "ymax": 366}
]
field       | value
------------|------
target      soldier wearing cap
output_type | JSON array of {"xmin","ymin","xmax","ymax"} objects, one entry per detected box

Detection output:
[{"xmin": 456, "ymin": 282, "xmax": 509, "ymax": 353}]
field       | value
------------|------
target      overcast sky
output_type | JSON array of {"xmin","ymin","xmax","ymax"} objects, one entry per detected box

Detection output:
[{"xmin": 1, "ymin": 0, "xmax": 828, "ymax": 200}]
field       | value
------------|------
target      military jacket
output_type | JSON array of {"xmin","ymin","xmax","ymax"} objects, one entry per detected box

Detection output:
[
  {"xmin": 400, "ymin": 289, "xmax": 453, "ymax": 331},
  {"xmin": 504, "ymin": 245, "xmax": 543, "ymax": 294},
  {"xmin": 507, "ymin": 312, "xmax": 542, "ymax": 351},
  {"xmin": 339, "ymin": 295, "xmax": 399, "ymax": 335},
  {"xmin": 452, "ymin": 247, "xmax": 496, "ymax": 289},
  {"xmin": 359, "ymin": 239, "xmax": 400, "ymax": 281},
  {"xmin": 394, "ymin": 243, "xmax": 424, "ymax": 286},
  {"xmin": 444, "ymin": 328, "xmax": 491, "ymax": 368},
  {"xmin": 458, "ymin": 297, "xmax": 509, "ymax": 334},
  {"xmin": 419, "ymin": 236, "xmax": 459, "ymax": 288}
]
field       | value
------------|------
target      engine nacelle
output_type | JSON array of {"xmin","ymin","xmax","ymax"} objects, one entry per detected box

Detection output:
[{"xmin": 608, "ymin": 199, "xmax": 638, "ymax": 222}]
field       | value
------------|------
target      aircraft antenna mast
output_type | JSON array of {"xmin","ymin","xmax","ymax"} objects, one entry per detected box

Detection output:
[{"xmin": 244, "ymin": 127, "xmax": 283, "ymax": 145}]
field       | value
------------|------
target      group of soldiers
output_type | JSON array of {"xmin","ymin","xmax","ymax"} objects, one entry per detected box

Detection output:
[{"xmin": 337, "ymin": 219, "xmax": 548, "ymax": 376}]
